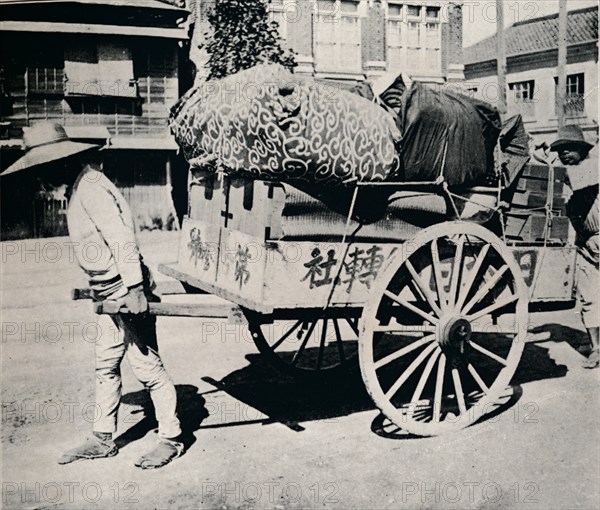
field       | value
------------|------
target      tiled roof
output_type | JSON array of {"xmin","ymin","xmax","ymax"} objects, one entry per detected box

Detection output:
[
  {"xmin": 0, "ymin": 0, "xmax": 186, "ymax": 11},
  {"xmin": 464, "ymin": 6, "xmax": 598, "ymax": 65}
]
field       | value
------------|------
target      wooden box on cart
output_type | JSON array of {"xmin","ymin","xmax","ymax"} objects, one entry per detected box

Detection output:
[{"xmin": 169, "ymin": 169, "xmax": 578, "ymax": 312}]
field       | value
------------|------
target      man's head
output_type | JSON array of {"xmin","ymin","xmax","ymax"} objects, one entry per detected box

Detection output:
[
  {"xmin": 556, "ymin": 144, "xmax": 588, "ymax": 166},
  {"xmin": 76, "ymin": 148, "xmax": 103, "ymax": 172},
  {"xmin": 550, "ymin": 124, "xmax": 594, "ymax": 166},
  {"xmin": 1, "ymin": 122, "xmax": 101, "ymax": 176}
]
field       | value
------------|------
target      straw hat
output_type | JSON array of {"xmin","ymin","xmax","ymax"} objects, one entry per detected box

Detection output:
[
  {"xmin": 2, "ymin": 122, "xmax": 100, "ymax": 176},
  {"xmin": 550, "ymin": 124, "xmax": 594, "ymax": 153}
]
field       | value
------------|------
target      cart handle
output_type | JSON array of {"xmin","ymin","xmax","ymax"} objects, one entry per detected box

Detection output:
[{"xmin": 94, "ymin": 301, "xmax": 239, "ymax": 319}]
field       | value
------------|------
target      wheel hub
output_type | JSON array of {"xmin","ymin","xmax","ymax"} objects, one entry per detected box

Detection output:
[{"xmin": 439, "ymin": 317, "xmax": 472, "ymax": 351}]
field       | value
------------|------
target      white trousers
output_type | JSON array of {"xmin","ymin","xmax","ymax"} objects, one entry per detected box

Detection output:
[
  {"xmin": 93, "ymin": 312, "xmax": 181, "ymax": 439},
  {"xmin": 577, "ymin": 235, "xmax": 600, "ymax": 329}
]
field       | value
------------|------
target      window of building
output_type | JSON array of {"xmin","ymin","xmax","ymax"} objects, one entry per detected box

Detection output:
[
  {"xmin": 386, "ymin": 3, "xmax": 442, "ymax": 76},
  {"xmin": 405, "ymin": 21, "xmax": 420, "ymax": 69},
  {"xmin": 388, "ymin": 3, "xmax": 402, "ymax": 17},
  {"xmin": 65, "ymin": 43, "xmax": 136, "ymax": 97},
  {"xmin": 406, "ymin": 53, "xmax": 420, "ymax": 70},
  {"xmin": 26, "ymin": 47, "xmax": 65, "ymax": 95},
  {"xmin": 425, "ymin": 22, "xmax": 440, "ymax": 46},
  {"xmin": 407, "ymin": 5, "xmax": 421, "ymax": 18},
  {"xmin": 387, "ymin": 3, "xmax": 403, "ymax": 73},
  {"xmin": 567, "ymin": 73, "xmax": 584, "ymax": 95},
  {"xmin": 423, "ymin": 22, "xmax": 440, "ymax": 71},
  {"xmin": 426, "ymin": 6, "xmax": 440, "ymax": 20},
  {"xmin": 340, "ymin": 0, "xmax": 358, "ymax": 13},
  {"xmin": 508, "ymin": 80, "xmax": 535, "ymax": 118},
  {"xmin": 316, "ymin": 0, "xmax": 337, "ymax": 21},
  {"xmin": 407, "ymin": 21, "xmax": 420, "ymax": 46},
  {"xmin": 555, "ymin": 73, "xmax": 585, "ymax": 116},
  {"xmin": 509, "ymin": 80, "xmax": 535, "ymax": 102},
  {"xmin": 314, "ymin": 0, "xmax": 361, "ymax": 73}
]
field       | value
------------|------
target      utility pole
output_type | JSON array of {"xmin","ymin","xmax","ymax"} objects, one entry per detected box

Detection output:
[
  {"xmin": 557, "ymin": 0, "xmax": 568, "ymax": 128},
  {"xmin": 496, "ymin": 0, "xmax": 507, "ymax": 115}
]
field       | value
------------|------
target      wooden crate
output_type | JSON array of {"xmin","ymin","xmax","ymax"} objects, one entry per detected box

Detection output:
[
  {"xmin": 188, "ymin": 168, "xmax": 227, "ymax": 226},
  {"xmin": 188, "ymin": 171, "xmax": 288, "ymax": 240},
  {"xmin": 226, "ymin": 177, "xmax": 286, "ymax": 239},
  {"xmin": 516, "ymin": 177, "xmax": 565, "ymax": 194},
  {"xmin": 515, "ymin": 164, "xmax": 566, "ymax": 194},
  {"xmin": 506, "ymin": 162, "xmax": 571, "ymax": 242},
  {"xmin": 522, "ymin": 164, "xmax": 567, "ymax": 180},
  {"xmin": 504, "ymin": 212, "xmax": 570, "ymax": 242},
  {"xmin": 510, "ymin": 190, "xmax": 567, "ymax": 213}
]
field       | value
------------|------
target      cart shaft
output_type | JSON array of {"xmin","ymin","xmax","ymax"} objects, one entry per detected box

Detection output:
[{"xmin": 94, "ymin": 301, "xmax": 240, "ymax": 319}]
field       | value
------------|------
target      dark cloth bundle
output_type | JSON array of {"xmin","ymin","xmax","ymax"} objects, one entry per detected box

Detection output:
[{"xmin": 399, "ymin": 82, "xmax": 502, "ymax": 186}]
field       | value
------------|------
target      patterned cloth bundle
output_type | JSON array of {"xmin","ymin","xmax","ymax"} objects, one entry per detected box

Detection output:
[{"xmin": 169, "ymin": 64, "xmax": 403, "ymax": 187}]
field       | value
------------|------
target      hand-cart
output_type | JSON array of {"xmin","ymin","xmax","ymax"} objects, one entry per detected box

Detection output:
[{"xmin": 82, "ymin": 155, "xmax": 577, "ymax": 437}]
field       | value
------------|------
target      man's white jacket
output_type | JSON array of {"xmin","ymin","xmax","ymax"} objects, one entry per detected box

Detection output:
[{"xmin": 67, "ymin": 168, "xmax": 144, "ymax": 300}]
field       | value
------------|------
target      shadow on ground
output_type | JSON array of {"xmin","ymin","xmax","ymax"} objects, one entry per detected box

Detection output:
[
  {"xmin": 117, "ymin": 384, "xmax": 207, "ymax": 451},
  {"xmin": 528, "ymin": 323, "xmax": 590, "ymax": 356},
  {"xmin": 192, "ymin": 336, "xmax": 570, "ymax": 438},
  {"xmin": 201, "ymin": 352, "xmax": 373, "ymax": 432},
  {"xmin": 114, "ymin": 328, "xmax": 578, "ymax": 442}
]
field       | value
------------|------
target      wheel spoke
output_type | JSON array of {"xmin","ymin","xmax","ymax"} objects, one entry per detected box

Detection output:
[
  {"xmin": 467, "ymin": 363, "xmax": 489, "ymax": 394},
  {"xmin": 448, "ymin": 235, "xmax": 465, "ymax": 308},
  {"xmin": 455, "ymin": 243, "xmax": 490, "ymax": 312},
  {"xmin": 461, "ymin": 264, "xmax": 510, "ymax": 316},
  {"xmin": 291, "ymin": 320, "xmax": 318, "ymax": 366},
  {"xmin": 270, "ymin": 320, "xmax": 303, "ymax": 351},
  {"xmin": 433, "ymin": 353, "xmax": 446, "ymax": 423},
  {"xmin": 345, "ymin": 317, "xmax": 359, "ymax": 335},
  {"xmin": 332, "ymin": 319, "xmax": 346, "ymax": 362},
  {"xmin": 316, "ymin": 319, "xmax": 328, "ymax": 370},
  {"xmin": 405, "ymin": 260, "xmax": 443, "ymax": 317},
  {"xmin": 411, "ymin": 348, "xmax": 442, "ymax": 403},
  {"xmin": 375, "ymin": 334, "xmax": 436, "ymax": 370},
  {"xmin": 384, "ymin": 290, "xmax": 438, "ymax": 325},
  {"xmin": 384, "ymin": 342, "xmax": 439, "ymax": 399},
  {"xmin": 466, "ymin": 294, "xmax": 519, "ymax": 323},
  {"xmin": 469, "ymin": 340, "xmax": 508, "ymax": 366},
  {"xmin": 373, "ymin": 325, "xmax": 436, "ymax": 333},
  {"xmin": 452, "ymin": 368, "xmax": 468, "ymax": 415},
  {"xmin": 431, "ymin": 239, "xmax": 449, "ymax": 310}
]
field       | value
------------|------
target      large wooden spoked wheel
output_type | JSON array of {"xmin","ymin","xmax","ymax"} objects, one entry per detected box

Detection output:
[
  {"xmin": 244, "ymin": 309, "xmax": 360, "ymax": 377},
  {"xmin": 360, "ymin": 222, "xmax": 528, "ymax": 436}
]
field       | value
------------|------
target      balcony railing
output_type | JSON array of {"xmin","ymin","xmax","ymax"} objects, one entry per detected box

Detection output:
[{"xmin": 556, "ymin": 93, "xmax": 585, "ymax": 117}]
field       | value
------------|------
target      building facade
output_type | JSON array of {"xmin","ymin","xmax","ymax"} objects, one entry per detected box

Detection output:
[
  {"xmin": 463, "ymin": 6, "xmax": 598, "ymax": 145},
  {"xmin": 0, "ymin": 0, "xmax": 190, "ymax": 239},
  {"xmin": 189, "ymin": 0, "xmax": 465, "ymax": 86}
]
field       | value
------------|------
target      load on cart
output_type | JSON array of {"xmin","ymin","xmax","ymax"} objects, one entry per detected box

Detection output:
[{"xmin": 93, "ymin": 65, "xmax": 577, "ymax": 436}]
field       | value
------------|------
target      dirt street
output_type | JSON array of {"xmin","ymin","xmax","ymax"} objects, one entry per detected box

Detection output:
[{"xmin": 1, "ymin": 232, "xmax": 599, "ymax": 510}]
